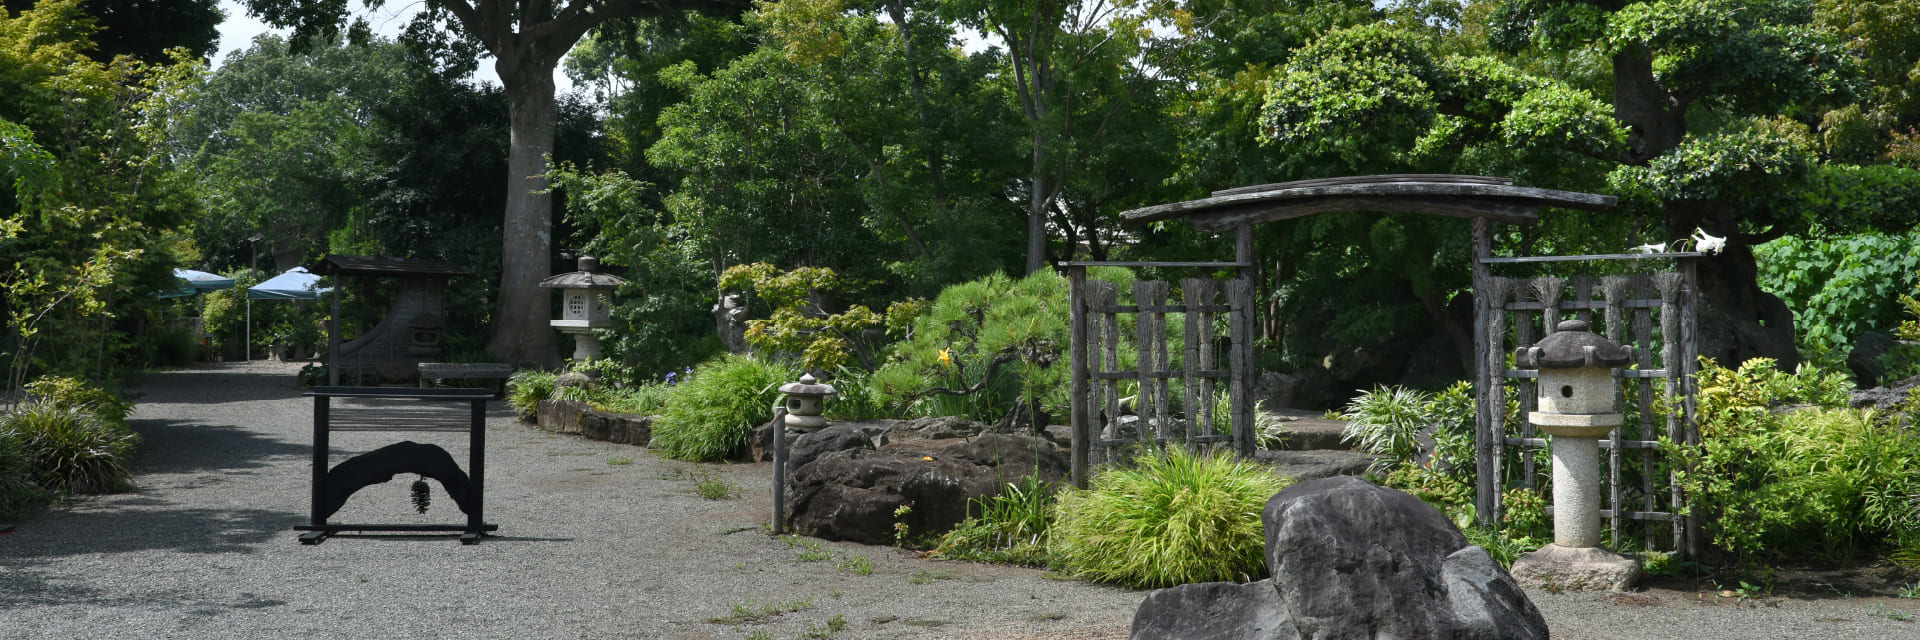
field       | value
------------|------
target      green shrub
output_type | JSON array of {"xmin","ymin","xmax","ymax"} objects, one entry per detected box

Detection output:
[
  {"xmin": 506, "ymin": 370, "xmax": 558, "ymax": 419},
  {"xmin": 871, "ymin": 269, "xmax": 1139, "ymax": 423},
  {"xmin": 1048, "ymin": 447, "xmax": 1290, "ymax": 588},
  {"xmin": 1754, "ymin": 231, "xmax": 1920, "ymax": 355},
  {"xmin": 146, "ymin": 322, "xmax": 201, "ymax": 368},
  {"xmin": 1340, "ymin": 385, "xmax": 1431, "ymax": 462},
  {"xmin": 0, "ymin": 400, "xmax": 141, "ymax": 494},
  {"xmin": 25, "ymin": 375, "xmax": 134, "ymax": 430},
  {"xmin": 1671, "ymin": 357, "xmax": 1920, "ymax": 565},
  {"xmin": 651, "ymin": 354, "xmax": 798, "ymax": 462},
  {"xmin": 821, "ymin": 366, "xmax": 891, "ymax": 421},
  {"xmin": 590, "ymin": 383, "xmax": 673, "ymax": 415},
  {"xmin": 0, "ymin": 429, "xmax": 51, "ymax": 519},
  {"xmin": 933, "ymin": 475, "xmax": 1057, "ymax": 566}
]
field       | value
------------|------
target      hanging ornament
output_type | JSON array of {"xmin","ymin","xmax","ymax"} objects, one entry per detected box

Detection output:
[{"xmin": 410, "ymin": 476, "xmax": 431, "ymax": 514}]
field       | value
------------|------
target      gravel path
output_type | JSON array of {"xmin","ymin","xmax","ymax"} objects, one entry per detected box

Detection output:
[{"xmin": 3, "ymin": 361, "xmax": 1919, "ymax": 639}]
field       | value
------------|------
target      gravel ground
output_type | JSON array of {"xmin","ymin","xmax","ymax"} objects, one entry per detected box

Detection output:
[{"xmin": 4, "ymin": 360, "xmax": 1919, "ymax": 639}]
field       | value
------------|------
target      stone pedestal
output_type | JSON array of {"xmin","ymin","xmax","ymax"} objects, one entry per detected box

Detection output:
[
  {"xmin": 1533, "ymin": 417, "xmax": 1617, "ymax": 548},
  {"xmin": 1509, "ymin": 543, "xmax": 1641, "ymax": 592},
  {"xmin": 558, "ymin": 327, "xmax": 601, "ymax": 361}
]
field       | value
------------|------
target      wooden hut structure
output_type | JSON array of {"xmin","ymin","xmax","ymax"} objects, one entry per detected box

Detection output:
[{"xmin": 311, "ymin": 255, "xmax": 471, "ymax": 385}]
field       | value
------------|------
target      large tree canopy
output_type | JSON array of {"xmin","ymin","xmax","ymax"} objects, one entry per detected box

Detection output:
[
  {"xmin": 1258, "ymin": 0, "xmax": 1920, "ymax": 368},
  {"xmin": 245, "ymin": 0, "xmax": 749, "ymax": 368}
]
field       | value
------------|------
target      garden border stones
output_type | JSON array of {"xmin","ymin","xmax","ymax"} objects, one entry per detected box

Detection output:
[{"xmin": 534, "ymin": 398, "xmax": 653, "ymax": 446}]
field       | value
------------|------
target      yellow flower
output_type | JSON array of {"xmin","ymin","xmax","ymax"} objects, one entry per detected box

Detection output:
[{"xmin": 937, "ymin": 348, "xmax": 953, "ymax": 368}]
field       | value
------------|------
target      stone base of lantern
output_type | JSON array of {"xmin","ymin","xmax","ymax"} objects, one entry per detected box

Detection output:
[
  {"xmin": 556, "ymin": 327, "xmax": 603, "ymax": 361},
  {"xmin": 1510, "ymin": 544, "xmax": 1641, "ymax": 592}
]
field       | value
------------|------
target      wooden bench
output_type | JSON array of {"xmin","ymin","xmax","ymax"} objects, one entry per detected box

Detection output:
[{"xmin": 418, "ymin": 362, "xmax": 514, "ymax": 392}]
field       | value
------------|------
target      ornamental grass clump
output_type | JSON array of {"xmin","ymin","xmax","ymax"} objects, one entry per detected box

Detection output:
[
  {"xmin": 933, "ymin": 474, "xmax": 1057, "ymax": 566},
  {"xmin": 0, "ymin": 399, "xmax": 140, "ymax": 494},
  {"xmin": 1048, "ymin": 447, "xmax": 1290, "ymax": 588},
  {"xmin": 506, "ymin": 370, "xmax": 558, "ymax": 419},
  {"xmin": 651, "ymin": 354, "xmax": 798, "ymax": 462}
]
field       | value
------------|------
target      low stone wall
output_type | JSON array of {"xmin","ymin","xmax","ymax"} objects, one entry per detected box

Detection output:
[{"xmin": 535, "ymin": 399, "xmax": 654, "ymax": 447}]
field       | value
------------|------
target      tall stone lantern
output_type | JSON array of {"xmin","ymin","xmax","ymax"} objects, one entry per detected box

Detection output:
[
  {"xmin": 538, "ymin": 256, "xmax": 627, "ymax": 361},
  {"xmin": 1509, "ymin": 319, "xmax": 1641, "ymax": 591}
]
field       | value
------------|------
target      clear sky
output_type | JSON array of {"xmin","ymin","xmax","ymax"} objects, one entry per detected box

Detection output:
[{"xmin": 212, "ymin": 0, "xmax": 574, "ymax": 92}]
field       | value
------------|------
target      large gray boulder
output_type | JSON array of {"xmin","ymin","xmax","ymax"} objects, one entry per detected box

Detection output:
[
  {"xmin": 1132, "ymin": 476, "xmax": 1546, "ymax": 640},
  {"xmin": 1263, "ymin": 476, "xmax": 1546, "ymax": 640},
  {"xmin": 784, "ymin": 423, "xmax": 875, "ymax": 471},
  {"xmin": 784, "ymin": 435, "xmax": 1066, "ymax": 544},
  {"xmin": 1130, "ymin": 579, "xmax": 1294, "ymax": 640}
]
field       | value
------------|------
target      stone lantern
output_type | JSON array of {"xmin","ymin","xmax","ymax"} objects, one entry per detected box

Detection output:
[
  {"xmin": 771, "ymin": 372, "xmax": 836, "ymax": 535},
  {"xmin": 538, "ymin": 256, "xmax": 627, "ymax": 361},
  {"xmin": 778, "ymin": 373, "xmax": 837, "ymax": 432},
  {"xmin": 1509, "ymin": 319, "xmax": 1641, "ymax": 591}
]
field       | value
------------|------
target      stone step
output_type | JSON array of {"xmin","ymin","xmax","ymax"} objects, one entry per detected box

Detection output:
[
  {"xmin": 1252, "ymin": 449, "xmax": 1380, "ymax": 482},
  {"xmin": 1261, "ymin": 408, "xmax": 1353, "ymax": 451}
]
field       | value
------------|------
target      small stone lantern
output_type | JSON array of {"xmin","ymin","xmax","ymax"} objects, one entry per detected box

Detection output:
[
  {"xmin": 778, "ymin": 373, "xmax": 837, "ymax": 432},
  {"xmin": 538, "ymin": 256, "xmax": 627, "ymax": 361},
  {"xmin": 1509, "ymin": 319, "xmax": 1641, "ymax": 591}
]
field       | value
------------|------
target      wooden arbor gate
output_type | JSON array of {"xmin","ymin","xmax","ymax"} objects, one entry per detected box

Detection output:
[{"xmin": 1104, "ymin": 176, "xmax": 1690, "ymax": 550}]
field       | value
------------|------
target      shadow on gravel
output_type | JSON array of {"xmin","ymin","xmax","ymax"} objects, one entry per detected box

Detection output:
[
  {"xmin": 131, "ymin": 420, "xmax": 312, "ymax": 475},
  {"xmin": 0, "ymin": 506, "xmax": 292, "ymax": 559},
  {"xmin": 0, "ymin": 561, "xmax": 290, "ymax": 611},
  {"xmin": 132, "ymin": 365, "xmax": 309, "ymax": 406}
]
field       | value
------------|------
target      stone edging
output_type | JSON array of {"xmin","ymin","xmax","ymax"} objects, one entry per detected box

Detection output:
[{"xmin": 534, "ymin": 398, "xmax": 654, "ymax": 446}]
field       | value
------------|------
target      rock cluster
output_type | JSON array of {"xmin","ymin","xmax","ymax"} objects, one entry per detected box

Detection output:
[
  {"xmin": 780, "ymin": 426, "xmax": 1066, "ymax": 545},
  {"xmin": 1131, "ymin": 476, "xmax": 1547, "ymax": 640}
]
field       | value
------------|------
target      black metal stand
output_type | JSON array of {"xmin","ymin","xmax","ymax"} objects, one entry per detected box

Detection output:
[{"xmin": 297, "ymin": 387, "xmax": 497, "ymax": 544}]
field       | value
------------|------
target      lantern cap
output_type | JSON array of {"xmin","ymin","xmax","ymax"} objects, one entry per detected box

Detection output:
[
  {"xmin": 779, "ymin": 372, "xmax": 837, "ymax": 397},
  {"xmin": 539, "ymin": 255, "xmax": 627, "ymax": 289},
  {"xmin": 1515, "ymin": 319, "xmax": 1633, "ymax": 369}
]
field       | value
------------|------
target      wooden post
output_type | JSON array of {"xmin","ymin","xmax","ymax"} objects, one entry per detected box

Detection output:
[
  {"xmin": 1069, "ymin": 267, "xmax": 1090, "ymax": 489},
  {"xmin": 1679, "ymin": 260, "xmax": 1702, "ymax": 560},
  {"xmin": 311, "ymin": 395, "xmax": 329, "ymax": 529},
  {"xmin": 1180, "ymin": 280, "xmax": 1203, "ymax": 445},
  {"xmin": 1471, "ymin": 216, "xmax": 1495, "ymax": 525},
  {"xmin": 1232, "ymin": 223, "xmax": 1256, "ymax": 457},
  {"xmin": 1134, "ymin": 281, "xmax": 1168, "ymax": 445},
  {"xmin": 772, "ymin": 407, "xmax": 789, "ymax": 534},
  {"xmin": 1098, "ymin": 282, "xmax": 1122, "ymax": 466},
  {"xmin": 328, "ymin": 283, "xmax": 341, "ymax": 386}
]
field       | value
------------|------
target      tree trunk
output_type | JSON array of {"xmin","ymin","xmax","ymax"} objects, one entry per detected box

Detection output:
[
  {"xmin": 1666, "ymin": 206, "xmax": 1799, "ymax": 370},
  {"xmin": 485, "ymin": 53, "xmax": 563, "ymax": 369},
  {"xmin": 1027, "ymin": 148, "xmax": 1049, "ymax": 274}
]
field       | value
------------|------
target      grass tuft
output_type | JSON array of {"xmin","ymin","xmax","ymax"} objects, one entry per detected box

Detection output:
[{"xmin": 1048, "ymin": 446, "xmax": 1289, "ymax": 588}]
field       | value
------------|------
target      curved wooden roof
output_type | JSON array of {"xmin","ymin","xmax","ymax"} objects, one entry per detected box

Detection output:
[{"xmin": 1118, "ymin": 174, "xmax": 1615, "ymax": 232}]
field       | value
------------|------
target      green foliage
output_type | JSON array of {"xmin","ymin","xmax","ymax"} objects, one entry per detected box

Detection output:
[
  {"xmin": 1048, "ymin": 447, "xmax": 1291, "ymax": 588},
  {"xmin": 0, "ymin": 399, "xmax": 140, "ymax": 494},
  {"xmin": 871, "ymin": 271, "xmax": 1085, "ymax": 423},
  {"xmin": 24, "ymin": 375, "xmax": 133, "ymax": 430},
  {"xmin": 506, "ymin": 370, "xmax": 558, "ymax": 420},
  {"xmin": 820, "ymin": 366, "xmax": 890, "ymax": 421},
  {"xmin": 651, "ymin": 354, "xmax": 798, "ymax": 462},
  {"xmin": 932, "ymin": 475, "xmax": 1057, "ymax": 566},
  {"xmin": 721, "ymin": 262, "xmax": 885, "ymax": 371},
  {"xmin": 1756, "ymin": 230, "xmax": 1920, "ymax": 355},
  {"xmin": 1340, "ymin": 381, "xmax": 1480, "ymax": 479},
  {"xmin": 1670, "ymin": 357, "xmax": 1920, "ymax": 564},
  {"xmin": 2, "ymin": 0, "xmax": 205, "ymax": 390},
  {"xmin": 0, "ymin": 422, "xmax": 51, "ymax": 518}
]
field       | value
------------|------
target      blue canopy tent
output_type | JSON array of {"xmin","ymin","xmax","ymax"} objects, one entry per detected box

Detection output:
[
  {"xmin": 245, "ymin": 267, "xmax": 331, "ymax": 361},
  {"xmin": 157, "ymin": 268, "xmax": 236, "ymax": 299}
]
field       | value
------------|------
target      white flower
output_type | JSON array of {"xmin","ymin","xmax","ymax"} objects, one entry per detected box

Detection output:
[
  {"xmin": 1631, "ymin": 242, "xmax": 1665, "ymax": 254},
  {"xmin": 1691, "ymin": 228, "xmax": 1726, "ymax": 255}
]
